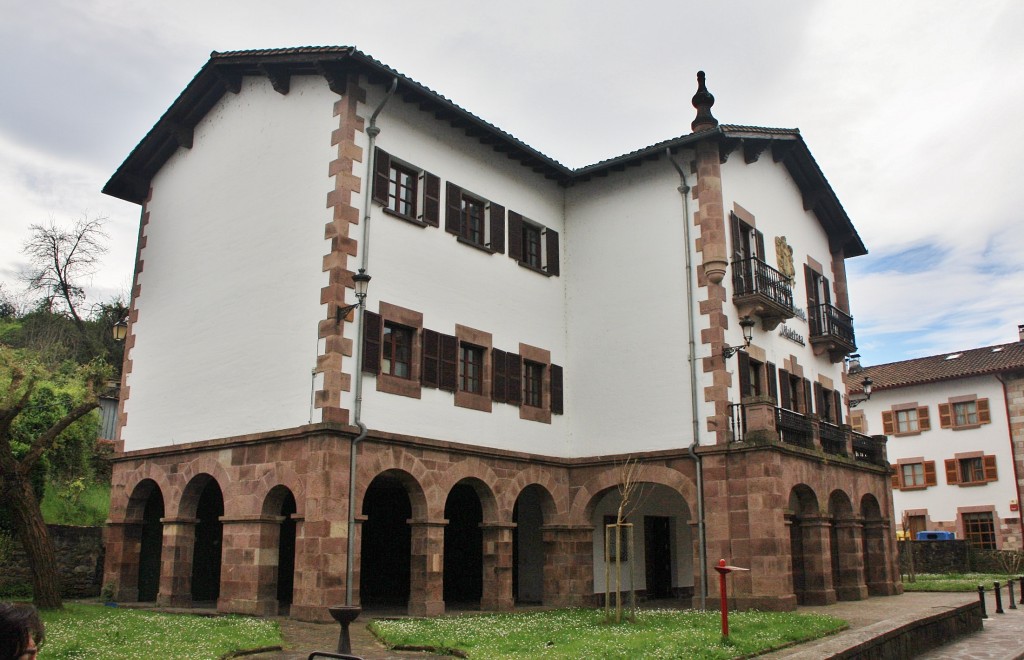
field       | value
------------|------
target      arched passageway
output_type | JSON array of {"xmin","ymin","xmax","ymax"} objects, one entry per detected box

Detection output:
[
  {"xmin": 360, "ymin": 473, "xmax": 413, "ymax": 607},
  {"xmin": 788, "ymin": 485, "xmax": 823, "ymax": 605},
  {"xmin": 190, "ymin": 479, "xmax": 224, "ymax": 603},
  {"xmin": 860, "ymin": 494, "xmax": 891, "ymax": 595},
  {"xmin": 137, "ymin": 485, "xmax": 164, "ymax": 602},
  {"xmin": 261, "ymin": 485, "xmax": 297, "ymax": 613},
  {"xmin": 512, "ymin": 485, "xmax": 551, "ymax": 604},
  {"xmin": 444, "ymin": 482, "xmax": 483, "ymax": 606},
  {"xmin": 829, "ymin": 490, "xmax": 866, "ymax": 601}
]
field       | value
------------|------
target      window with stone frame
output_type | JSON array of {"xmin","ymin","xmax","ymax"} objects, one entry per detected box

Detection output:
[
  {"xmin": 892, "ymin": 459, "xmax": 936, "ymax": 490},
  {"xmin": 523, "ymin": 360, "xmax": 544, "ymax": 408},
  {"xmin": 361, "ymin": 304, "xmax": 424, "ymax": 399},
  {"xmin": 881, "ymin": 404, "xmax": 930, "ymax": 436},
  {"xmin": 371, "ymin": 148, "xmax": 440, "ymax": 226},
  {"xmin": 938, "ymin": 396, "xmax": 990, "ymax": 430},
  {"xmin": 813, "ymin": 381, "xmax": 843, "ymax": 425},
  {"xmin": 382, "ymin": 322, "xmax": 414, "ymax": 378},
  {"xmin": 459, "ymin": 343, "xmax": 485, "ymax": 394},
  {"xmin": 777, "ymin": 367, "xmax": 812, "ymax": 415},
  {"xmin": 737, "ymin": 352, "xmax": 778, "ymax": 404},
  {"xmin": 945, "ymin": 453, "xmax": 998, "ymax": 487},
  {"xmin": 507, "ymin": 211, "xmax": 560, "ymax": 276},
  {"xmin": 445, "ymin": 182, "xmax": 505, "ymax": 253},
  {"xmin": 961, "ymin": 511, "xmax": 997, "ymax": 549}
]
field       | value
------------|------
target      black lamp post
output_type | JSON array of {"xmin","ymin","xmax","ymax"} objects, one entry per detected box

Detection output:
[
  {"xmin": 336, "ymin": 269, "xmax": 371, "ymax": 322},
  {"xmin": 722, "ymin": 316, "xmax": 756, "ymax": 359}
]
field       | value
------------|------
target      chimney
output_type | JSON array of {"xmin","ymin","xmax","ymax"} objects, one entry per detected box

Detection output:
[{"xmin": 1018, "ymin": 324, "xmax": 1023, "ymax": 342}]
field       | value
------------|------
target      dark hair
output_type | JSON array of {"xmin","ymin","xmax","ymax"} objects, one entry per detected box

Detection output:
[{"xmin": 0, "ymin": 603, "xmax": 44, "ymax": 660}]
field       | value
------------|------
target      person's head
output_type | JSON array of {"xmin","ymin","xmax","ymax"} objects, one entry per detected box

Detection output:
[{"xmin": 0, "ymin": 603, "xmax": 43, "ymax": 660}]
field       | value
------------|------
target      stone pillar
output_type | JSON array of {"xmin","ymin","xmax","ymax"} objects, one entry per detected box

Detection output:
[
  {"xmin": 863, "ymin": 519, "xmax": 897, "ymax": 596},
  {"xmin": 288, "ymin": 515, "xmax": 348, "ymax": 623},
  {"xmin": 689, "ymin": 521, "xmax": 708, "ymax": 610},
  {"xmin": 542, "ymin": 525, "xmax": 593, "ymax": 607},
  {"xmin": 798, "ymin": 516, "xmax": 836, "ymax": 605},
  {"xmin": 480, "ymin": 523, "xmax": 515, "ymax": 611},
  {"xmin": 833, "ymin": 519, "xmax": 868, "ymax": 601},
  {"xmin": 157, "ymin": 517, "xmax": 197, "ymax": 607},
  {"xmin": 103, "ymin": 519, "xmax": 143, "ymax": 601},
  {"xmin": 217, "ymin": 516, "xmax": 284, "ymax": 615},
  {"xmin": 408, "ymin": 520, "xmax": 445, "ymax": 616},
  {"xmin": 743, "ymin": 397, "xmax": 780, "ymax": 443}
]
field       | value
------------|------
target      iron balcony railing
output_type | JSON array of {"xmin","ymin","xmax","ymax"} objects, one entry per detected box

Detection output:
[
  {"xmin": 809, "ymin": 303, "xmax": 856, "ymax": 348},
  {"xmin": 775, "ymin": 407, "xmax": 814, "ymax": 449},
  {"xmin": 818, "ymin": 421, "xmax": 848, "ymax": 457},
  {"xmin": 853, "ymin": 432, "xmax": 886, "ymax": 465},
  {"xmin": 732, "ymin": 257, "xmax": 794, "ymax": 313}
]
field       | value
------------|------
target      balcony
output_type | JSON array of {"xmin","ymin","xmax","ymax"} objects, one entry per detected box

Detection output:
[
  {"xmin": 809, "ymin": 303, "xmax": 856, "ymax": 362},
  {"xmin": 776, "ymin": 407, "xmax": 813, "ymax": 449},
  {"xmin": 818, "ymin": 421, "xmax": 847, "ymax": 457},
  {"xmin": 731, "ymin": 257, "xmax": 795, "ymax": 330}
]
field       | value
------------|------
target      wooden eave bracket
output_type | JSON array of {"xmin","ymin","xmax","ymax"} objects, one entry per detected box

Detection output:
[
  {"xmin": 168, "ymin": 122, "xmax": 194, "ymax": 150},
  {"xmin": 316, "ymin": 61, "xmax": 349, "ymax": 95},
  {"xmin": 771, "ymin": 140, "xmax": 796, "ymax": 163},
  {"xmin": 719, "ymin": 138, "xmax": 740, "ymax": 163},
  {"xmin": 743, "ymin": 140, "xmax": 769, "ymax": 164},
  {"xmin": 258, "ymin": 63, "xmax": 291, "ymax": 95},
  {"xmin": 802, "ymin": 188, "xmax": 828, "ymax": 211},
  {"xmin": 213, "ymin": 67, "xmax": 242, "ymax": 94}
]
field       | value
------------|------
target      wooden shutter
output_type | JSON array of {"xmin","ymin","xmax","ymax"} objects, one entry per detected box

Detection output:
[
  {"xmin": 445, "ymin": 182, "xmax": 462, "ymax": 235},
  {"xmin": 421, "ymin": 329, "xmax": 440, "ymax": 388},
  {"xmin": 551, "ymin": 364, "xmax": 564, "ymax": 414},
  {"xmin": 802, "ymin": 378, "xmax": 813, "ymax": 415},
  {"xmin": 372, "ymin": 148, "xmax": 390, "ymax": 206},
  {"xmin": 507, "ymin": 212, "xmax": 523, "ymax": 261},
  {"xmin": 422, "ymin": 172, "xmax": 440, "ymax": 226},
  {"xmin": 938, "ymin": 403, "xmax": 952, "ymax": 428},
  {"xmin": 804, "ymin": 264, "xmax": 819, "ymax": 310},
  {"xmin": 730, "ymin": 213, "xmax": 743, "ymax": 261},
  {"xmin": 489, "ymin": 203, "xmax": 505, "ymax": 253},
  {"xmin": 439, "ymin": 334, "xmax": 458, "ymax": 391},
  {"xmin": 924, "ymin": 461, "xmax": 937, "ymax": 487},
  {"xmin": 983, "ymin": 455, "xmax": 998, "ymax": 482},
  {"xmin": 918, "ymin": 407, "xmax": 931, "ymax": 431},
  {"xmin": 506, "ymin": 353, "xmax": 522, "ymax": 405},
  {"xmin": 362, "ymin": 311, "xmax": 382, "ymax": 375},
  {"xmin": 778, "ymin": 369, "xmax": 792, "ymax": 409},
  {"xmin": 822, "ymin": 276, "xmax": 832, "ymax": 305},
  {"xmin": 978, "ymin": 398, "xmax": 991, "ymax": 424},
  {"xmin": 833, "ymin": 390, "xmax": 842, "ymax": 425},
  {"xmin": 737, "ymin": 351, "xmax": 751, "ymax": 399},
  {"xmin": 546, "ymin": 228, "xmax": 560, "ymax": 275},
  {"xmin": 766, "ymin": 362, "xmax": 778, "ymax": 404},
  {"xmin": 891, "ymin": 471, "xmax": 901, "ymax": 489},
  {"xmin": 755, "ymin": 229, "xmax": 766, "ymax": 261},
  {"xmin": 814, "ymin": 382, "xmax": 824, "ymax": 418},
  {"xmin": 881, "ymin": 411, "xmax": 895, "ymax": 435},
  {"xmin": 945, "ymin": 459, "xmax": 960, "ymax": 485},
  {"xmin": 492, "ymin": 348, "xmax": 507, "ymax": 403}
]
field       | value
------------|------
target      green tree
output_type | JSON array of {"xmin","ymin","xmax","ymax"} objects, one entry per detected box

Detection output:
[{"xmin": 0, "ymin": 346, "xmax": 111, "ymax": 608}]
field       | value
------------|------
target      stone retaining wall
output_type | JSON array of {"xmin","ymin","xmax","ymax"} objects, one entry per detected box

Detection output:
[{"xmin": 0, "ymin": 525, "xmax": 104, "ymax": 598}]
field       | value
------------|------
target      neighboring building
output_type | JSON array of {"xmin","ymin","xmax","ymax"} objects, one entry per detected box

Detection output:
[
  {"xmin": 854, "ymin": 328, "xmax": 1024, "ymax": 550},
  {"xmin": 100, "ymin": 47, "xmax": 899, "ymax": 622}
]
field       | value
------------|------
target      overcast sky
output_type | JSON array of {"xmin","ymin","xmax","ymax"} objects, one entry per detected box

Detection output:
[{"xmin": 2, "ymin": 0, "xmax": 1021, "ymax": 366}]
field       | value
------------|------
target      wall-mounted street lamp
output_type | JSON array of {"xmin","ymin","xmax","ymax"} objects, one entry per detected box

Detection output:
[
  {"xmin": 722, "ymin": 316, "xmax": 756, "ymax": 359},
  {"xmin": 112, "ymin": 318, "xmax": 129, "ymax": 342},
  {"xmin": 336, "ymin": 269, "xmax": 371, "ymax": 322},
  {"xmin": 849, "ymin": 376, "xmax": 873, "ymax": 408}
]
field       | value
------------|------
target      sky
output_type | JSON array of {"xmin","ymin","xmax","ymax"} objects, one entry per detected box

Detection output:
[{"xmin": 1, "ymin": 0, "xmax": 1022, "ymax": 366}]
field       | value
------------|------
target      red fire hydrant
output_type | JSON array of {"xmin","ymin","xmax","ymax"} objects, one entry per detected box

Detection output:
[{"xmin": 713, "ymin": 559, "xmax": 750, "ymax": 638}]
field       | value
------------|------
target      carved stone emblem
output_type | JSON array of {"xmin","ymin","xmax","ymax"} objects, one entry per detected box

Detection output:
[{"xmin": 775, "ymin": 236, "xmax": 795, "ymax": 282}]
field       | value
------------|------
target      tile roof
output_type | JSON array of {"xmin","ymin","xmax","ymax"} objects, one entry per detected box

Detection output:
[{"xmin": 858, "ymin": 341, "xmax": 1024, "ymax": 391}]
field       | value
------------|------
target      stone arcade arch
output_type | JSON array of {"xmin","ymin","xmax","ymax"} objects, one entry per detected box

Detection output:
[
  {"xmin": 512, "ymin": 484, "xmax": 555, "ymax": 604},
  {"xmin": 260, "ymin": 485, "xmax": 298, "ymax": 614},
  {"xmin": 360, "ymin": 471, "xmax": 415, "ymax": 608},
  {"xmin": 860, "ymin": 493, "xmax": 894, "ymax": 595},
  {"xmin": 179, "ymin": 474, "xmax": 224, "ymax": 604},
  {"xmin": 828, "ymin": 490, "xmax": 866, "ymax": 601},
  {"xmin": 788, "ymin": 485, "xmax": 833, "ymax": 605},
  {"xmin": 443, "ymin": 479, "xmax": 490, "ymax": 608},
  {"xmin": 118, "ymin": 479, "xmax": 164, "ymax": 602}
]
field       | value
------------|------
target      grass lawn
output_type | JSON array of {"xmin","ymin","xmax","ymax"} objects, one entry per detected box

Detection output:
[
  {"xmin": 370, "ymin": 608, "xmax": 846, "ymax": 659},
  {"xmin": 38, "ymin": 603, "xmax": 281, "ymax": 659},
  {"xmin": 902, "ymin": 573, "xmax": 1023, "ymax": 592}
]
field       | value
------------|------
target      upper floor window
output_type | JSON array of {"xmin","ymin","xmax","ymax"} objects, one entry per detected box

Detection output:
[
  {"xmin": 372, "ymin": 148, "xmax": 440, "ymax": 226},
  {"xmin": 508, "ymin": 211, "xmax": 560, "ymax": 276},
  {"xmin": 945, "ymin": 453, "xmax": 998, "ymax": 487},
  {"xmin": 446, "ymin": 182, "xmax": 505, "ymax": 253},
  {"xmin": 892, "ymin": 459, "xmax": 935, "ymax": 490},
  {"xmin": 777, "ymin": 367, "xmax": 811, "ymax": 415},
  {"xmin": 459, "ymin": 343, "xmax": 485, "ymax": 394},
  {"xmin": 361, "ymin": 304, "xmax": 424, "ymax": 399},
  {"xmin": 523, "ymin": 223, "xmax": 542, "ymax": 269},
  {"xmin": 938, "ymin": 396, "xmax": 991, "ymax": 430},
  {"xmin": 524, "ymin": 360, "xmax": 544, "ymax": 408},
  {"xmin": 881, "ymin": 404, "xmax": 930, "ymax": 436},
  {"xmin": 382, "ymin": 323, "xmax": 413, "ymax": 379}
]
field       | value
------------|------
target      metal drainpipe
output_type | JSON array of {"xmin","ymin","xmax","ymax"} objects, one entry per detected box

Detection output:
[
  {"xmin": 345, "ymin": 77, "xmax": 398, "ymax": 607},
  {"xmin": 666, "ymin": 148, "xmax": 708, "ymax": 609}
]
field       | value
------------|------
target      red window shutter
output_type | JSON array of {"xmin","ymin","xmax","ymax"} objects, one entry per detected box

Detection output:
[
  {"xmin": 938, "ymin": 403, "xmax": 952, "ymax": 428},
  {"xmin": 778, "ymin": 369, "xmax": 791, "ymax": 409},
  {"xmin": 545, "ymin": 228, "xmax": 560, "ymax": 276},
  {"xmin": 492, "ymin": 348, "xmax": 507, "ymax": 403},
  {"xmin": 737, "ymin": 351, "xmax": 751, "ymax": 398},
  {"xmin": 507, "ymin": 212, "xmax": 523, "ymax": 261},
  {"xmin": 766, "ymin": 362, "xmax": 778, "ymax": 404},
  {"xmin": 372, "ymin": 148, "xmax": 390, "ymax": 206},
  {"xmin": 945, "ymin": 459, "xmax": 959, "ymax": 485},
  {"xmin": 881, "ymin": 411, "xmax": 895, "ymax": 435},
  {"xmin": 445, "ymin": 182, "xmax": 462, "ymax": 235},
  {"xmin": 833, "ymin": 390, "xmax": 842, "ymax": 425},
  {"xmin": 918, "ymin": 407, "xmax": 931, "ymax": 431},
  {"xmin": 802, "ymin": 378, "xmax": 813, "ymax": 415},
  {"xmin": 891, "ymin": 471, "xmax": 901, "ymax": 489},
  {"xmin": 422, "ymin": 172, "xmax": 440, "ymax": 226},
  {"xmin": 421, "ymin": 329, "xmax": 440, "ymax": 388},
  {"xmin": 977, "ymin": 398, "xmax": 991, "ymax": 424},
  {"xmin": 489, "ymin": 203, "xmax": 505, "ymax": 253},
  {"xmin": 551, "ymin": 364, "xmax": 564, "ymax": 414},
  {"xmin": 362, "ymin": 311, "xmax": 382, "ymax": 375},
  {"xmin": 439, "ymin": 334, "xmax": 458, "ymax": 391},
  {"xmin": 506, "ymin": 353, "xmax": 522, "ymax": 406},
  {"xmin": 924, "ymin": 461, "xmax": 937, "ymax": 487},
  {"xmin": 983, "ymin": 455, "xmax": 998, "ymax": 481},
  {"xmin": 755, "ymin": 229, "xmax": 766, "ymax": 261}
]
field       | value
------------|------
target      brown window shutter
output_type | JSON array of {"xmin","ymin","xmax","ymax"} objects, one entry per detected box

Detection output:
[
  {"xmin": 445, "ymin": 182, "xmax": 462, "ymax": 235},
  {"xmin": 778, "ymin": 369, "xmax": 791, "ymax": 409},
  {"xmin": 362, "ymin": 311, "xmax": 382, "ymax": 374},
  {"xmin": 492, "ymin": 348, "xmax": 507, "ymax": 403},
  {"xmin": 978, "ymin": 398, "xmax": 991, "ymax": 424},
  {"xmin": 421, "ymin": 329, "xmax": 440, "ymax": 388},
  {"xmin": 822, "ymin": 276, "xmax": 832, "ymax": 306},
  {"xmin": 766, "ymin": 362, "xmax": 778, "ymax": 404},
  {"xmin": 422, "ymin": 172, "xmax": 440, "ymax": 226},
  {"xmin": 924, "ymin": 461, "xmax": 937, "ymax": 487},
  {"xmin": 506, "ymin": 353, "xmax": 522, "ymax": 406},
  {"xmin": 891, "ymin": 471, "xmax": 901, "ymax": 489},
  {"xmin": 730, "ymin": 213, "xmax": 743, "ymax": 261},
  {"xmin": 372, "ymin": 148, "xmax": 390, "ymax": 206},
  {"xmin": 833, "ymin": 390, "xmax": 843, "ymax": 425},
  {"xmin": 545, "ymin": 228, "xmax": 560, "ymax": 275},
  {"xmin": 881, "ymin": 411, "xmax": 895, "ymax": 435},
  {"xmin": 737, "ymin": 351, "xmax": 751, "ymax": 398},
  {"xmin": 489, "ymin": 203, "xmax": 505, "ymax": 253},
  {"xmin": 439, "ymin": 334, "xmax": 458, "ymax": 391},
  {"xmin": 918, "ymin": 407, "xmax": 931, "ymax": 431},
  {"xmin": 802, "ymin": 378, "xmax": 813, "ymax": 415},
  {"xmin": 507, "ymin": 212, "xmax": 523, "ymax": 261},
  {"xmin": 804, "ymin": 264, "xmax": 819, "ymax": 310},
  {"xmin": 551, "ymin": 364, "xmax": 564, "ymax": 414},
  {"xmin": 945, "ymin": 459, "xmax": 959, "ymax": 485},
  {"xmin": 755, "ymin": 229, "xmax": 766, "ymax": 261},
  {"xmin": 983, "ymin": 455, "xmax": 998, "ymax": 481},
  {"xmin": 813, "ymin": 382, "xmax": 824, "ymax": 418},
  {"xmin": 938, "ymin": 403, "xmax": 952, "ymax": 428}
]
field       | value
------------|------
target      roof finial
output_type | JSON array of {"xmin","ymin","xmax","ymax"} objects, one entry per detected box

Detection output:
[{"xmin": 691, "ymin": 70, "xmax": 718, "ymax": 132}]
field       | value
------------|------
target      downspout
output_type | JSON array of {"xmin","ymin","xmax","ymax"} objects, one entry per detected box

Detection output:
[
  {"xmin": 345, "ymin": 76, "xmax": 398, "ymax": 607},
  {"xmin": 666, "ymin": 148, "xmax": 708, "ymax": 609}
]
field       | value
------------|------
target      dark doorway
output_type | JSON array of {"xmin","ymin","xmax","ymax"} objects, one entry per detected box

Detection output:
[
  {"xmin": 276, "ymin": 492, "xmax": 297, "ymax": 610},
  {"xmin": 191, "ymin": 480, "xmax": 224, "ymax": 603},
  {"xmin": 443, "ymin": 483, "xmax": 483, "ymax": 605},
  {"xmin": 790, "ymin": 517, "xmax": 807, "ymax": 603},
  {"xmin": 137, "ymin": 489, "xmax": 164, "ymax": 602},
  {"xmin": 644, "ymin": 516, "xmax": 672, "ymax": 599},
  {"xmin": 360, "ymin": 474, "xmax": 412, "ymax": 607},
  {"xmin": 512, "ymin": 486, "xmax": 545, "ymax": 604}
]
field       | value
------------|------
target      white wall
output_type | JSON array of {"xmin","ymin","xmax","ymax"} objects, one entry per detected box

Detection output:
[{"xmin": 121, "ymin": 76, "xmax": 338, "ymax": 450}]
